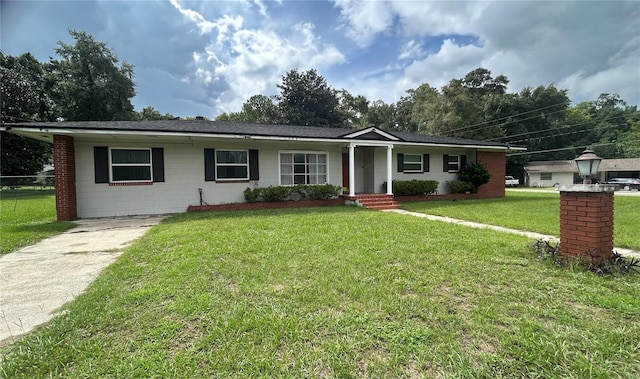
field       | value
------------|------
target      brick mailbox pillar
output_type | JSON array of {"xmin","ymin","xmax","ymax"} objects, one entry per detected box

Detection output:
[{"xmin": 558, "ymin": 185, "xmax": 615, "ymax": 263}]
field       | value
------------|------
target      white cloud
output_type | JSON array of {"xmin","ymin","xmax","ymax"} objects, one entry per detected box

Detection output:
[
  {"xmin": 333, "ymin": 0, "xmax": 394, "ymax": 47},
  {"xmin": 333, "ymin": 0, "xmax": 640, "ymax": 107},
  {"xmin": 171, "ymin": 2, "xmax": 346, "ymax": 115}
]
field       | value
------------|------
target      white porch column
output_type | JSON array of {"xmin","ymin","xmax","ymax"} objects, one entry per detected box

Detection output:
[
  {"xmin": 386, "ymin": 145, "xmax": 393, "ymax": 195},
  {"xmin": 349, "ymin": 143, "xmax": 356, "ymax": 197}
]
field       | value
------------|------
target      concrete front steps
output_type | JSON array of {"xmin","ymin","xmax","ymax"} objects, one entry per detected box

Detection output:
[{"xmin": 354, "ymin": 194, "xmax": 399, "ymax": 210}]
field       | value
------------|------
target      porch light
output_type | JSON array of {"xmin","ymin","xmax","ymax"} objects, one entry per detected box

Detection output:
[{"xmin": 574, "ymin": 148, "xmax": 602, "ymax": 184}]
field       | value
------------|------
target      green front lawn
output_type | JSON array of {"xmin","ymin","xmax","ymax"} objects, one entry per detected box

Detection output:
[
  {"xmin": 0, "ymin": 189, "xmax": 75, "ymax": 254},
  {"xmin": 401, "ymin": 191, "xmax": 640, "ymax": 250},
  {"xmin": 2, "ymin": 207, "xmax": 638, "ymax": 378}
]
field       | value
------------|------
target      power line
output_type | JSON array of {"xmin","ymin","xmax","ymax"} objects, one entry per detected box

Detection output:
[
  {"xmin": 506, "ymin": 140, "xmax": 640, "ymax": 157},
  {"xmin": 483, "ymin": 114, "xmax": 629, "ymax": 142},
  {"xmin": 446, "ymin": 84, "xmax": 639, "ymax": 136}
]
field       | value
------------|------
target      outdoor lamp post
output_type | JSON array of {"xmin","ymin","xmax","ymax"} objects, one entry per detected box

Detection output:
[
  {"xmin": 557, "ymin": 147, "xmax": 613, "ymax": 263},
  {"xmin": 574, "ymin": 148, "xmax": 602, "ymax": 184}
]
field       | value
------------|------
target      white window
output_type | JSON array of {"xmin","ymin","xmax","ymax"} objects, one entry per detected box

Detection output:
[
  {"xmin": 447, "ymin": 155, "xmax": 461, "ymax": 172},
  {"xmin": 280, "ymin": 152, "xmax": 328, "ymax": 185},
  {"xmin": 403, "ymin": 154, "xmax": 423, "ymax": 172},
  {"xmin": 216, "ymin": 150, "xmax": 248, "ymax": 180},
  {"xmin": 110, "ymin": 148, "xmax": 152, "ymax": 182}
]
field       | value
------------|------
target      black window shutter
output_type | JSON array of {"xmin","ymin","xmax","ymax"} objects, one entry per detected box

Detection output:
[
  {"xmin": 204, "ymin": 148, "xmax": 215, "ymax": 181},
  {"xmin": 443, "ymin": 154, "xmax": 449, "ymax": 172},
  {"xmin": 461, "ymin": 155, "xmax": 467, "ymax": 170},
  {"xmin": 249, "ymin": 149, "xmax": 259, "ymax": 180},
  {"xmin": 397, "ymin": 153, "xmax": 404, "ymax": 172},
  {"xmin": 94, "ymin": 146, "xmax": 109, "ymax": 183},
  {"xmin": 423, "ymin": 154, "xmax": 430, "ymax": 172},
  {"xmin": 152, "ymin": 148, "xmax": 164, "ymax": 182}
]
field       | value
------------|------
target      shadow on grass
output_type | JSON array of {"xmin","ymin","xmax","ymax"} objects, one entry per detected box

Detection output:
[
  {"xmin": 406, "ymin": 192, "xmax": 560, "ymax": 206},
  {"xmin": 0, "ymin": 189, "xmax": 56, "ymax": 200},
  {"xmin": 4, "ymin": 221, "xmax": 76, "ymax": 234},
  {"xmin": 161, "ymin": 205, "xmax": 363, "ymax": 224}
]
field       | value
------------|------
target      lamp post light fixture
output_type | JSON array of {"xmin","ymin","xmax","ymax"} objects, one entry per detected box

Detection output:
[
  {"xmin": 558, "ymin": 147, "xmax": 614, "ymax": 263},
  {"xmin": 574, "ymin": 148, "xmax": 602, "ymax": 184}
]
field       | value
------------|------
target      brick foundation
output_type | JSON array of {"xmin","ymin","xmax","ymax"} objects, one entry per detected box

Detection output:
[
  {"xmin": 53, "ymin": 135, "xmax": 77, "ymax": 221},
  {"xmin": 476, "ymin": 151, "xmax": 505, "ymax": 198},
  {"xmin": 559, "ymin": 191, "xmax": 614, "ymax": 262}
]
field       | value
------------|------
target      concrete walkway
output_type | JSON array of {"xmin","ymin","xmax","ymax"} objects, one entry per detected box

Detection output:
[
  {"xmin": 384, "ymin": 209, "xmax": 640, "ymax": 259},
  {"xmin": 0, "ymin": 216, "xmax": 164, "ymax": 346}
]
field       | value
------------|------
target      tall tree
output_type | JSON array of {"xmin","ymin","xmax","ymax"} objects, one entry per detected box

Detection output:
[
  {"xmin": 133, "ymin": 106, "xmax": 175, "ymax": 121},
  {"xmin": 49, "ymin": 30, "xmax": 135, "ymax": 121},
  {"xmin": 275, "ymin": 69, "xmax": 346, "ymax": 127},
  {"xmin": 1, "ymin": 53, "xmax": 53, "ymax": 175},
  {"xmin": 337, "ymin": 90, "xmax": 369, "ymax": 129},
  {"xmin": 215, "ymin": 95, "xmax": 279, "ymax": 124}
]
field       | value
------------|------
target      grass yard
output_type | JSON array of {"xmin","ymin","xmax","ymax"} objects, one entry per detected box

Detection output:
[
  {"xmin": 401, "ymin": 191, "xmax": 640, "ymax": 251},
  {"xmin": 1, "ymin": 207, "xmax": 638, "ymax": 378},
  {"xmin": 0, "ymin": 189, "xmax": 75, "ymax": 254}
]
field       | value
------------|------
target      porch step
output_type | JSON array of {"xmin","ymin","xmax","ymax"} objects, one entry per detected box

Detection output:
[{"xmin": 355, "ymin": 194, "xmax": 399, "ymax": 210}]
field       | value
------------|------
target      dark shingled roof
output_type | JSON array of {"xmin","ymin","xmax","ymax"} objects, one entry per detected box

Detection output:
[{"xmin": 3, "ymin": 120, "xmax": 512, "ymax": 148}]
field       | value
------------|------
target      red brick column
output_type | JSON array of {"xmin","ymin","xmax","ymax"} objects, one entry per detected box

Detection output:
[
  {"xmin": 53, "ymin": 135, "xmax": 77, "ymax": 221},
  {"xmin": 559, "ymin": 190, "xmax": 614, "ymax": 262},
  {"xmin": 476, "ymin": 151, "xmax": 505, "ymax": 198}
]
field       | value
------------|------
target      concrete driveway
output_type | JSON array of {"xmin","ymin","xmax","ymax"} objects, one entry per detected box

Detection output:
[{"xmin": 0, "ymin": 216, "xmax": 164, "ymax": 346}]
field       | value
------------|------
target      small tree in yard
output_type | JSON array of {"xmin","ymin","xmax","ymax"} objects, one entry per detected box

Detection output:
[{"xmin": 459, "ymin": 161, "xmax": 491, "ymax": 193}]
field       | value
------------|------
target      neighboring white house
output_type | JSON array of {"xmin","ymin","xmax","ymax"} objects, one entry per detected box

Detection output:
[
  {"xmin": 2, "ymin": 120, "xmax": 520, "ymax": 219},
  {"xmin": 524, "ymin": 158, "xmax": 640, "ymax": 187}
]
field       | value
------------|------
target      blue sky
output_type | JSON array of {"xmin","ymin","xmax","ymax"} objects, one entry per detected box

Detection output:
[{"xmin": 2, "ymin": 0, "xmax": 639, "ymax": 118}]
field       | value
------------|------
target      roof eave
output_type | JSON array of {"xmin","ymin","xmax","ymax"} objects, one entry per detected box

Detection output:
[{"xmin": 2, "ymin": 125, "xmax": 516, "ymax": 151}]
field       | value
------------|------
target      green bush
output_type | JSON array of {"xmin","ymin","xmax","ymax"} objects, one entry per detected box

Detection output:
[
  {"xmin": 261, "ymin": 186, "xmax": 293, "ymax": 202},
  {"xmin": 296, "ymin": 184, "xmax": 342, "ymax": 200},
  {"xmin": 244, "ymin": 184, "xmax": 342, "ymax": 202},
  {"xmin": 459, "ymin": 161, "xmax": 491, "ymax": 193},
  {"xmin": 448, "ymin": 180, "xmax": 476, "ymax": 194},
  {"xmin": 243, "ymin": 187, "xmax": 261, "ymax": 203},
  {"xmin": 383, "ymin": 180, "xmax": 439, "ymax": 196}
]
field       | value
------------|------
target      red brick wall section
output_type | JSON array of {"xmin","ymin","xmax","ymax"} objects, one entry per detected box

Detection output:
[
  {"xmin": 53, "ymin": 135, "xmax": 77, "ymax": 221},
  {"xmin": 476, "ymin": 151, "xmax": 505, "ymax": 198},
  {"xmin": 559, "ymin": 191, "xmax": 614, "ymax": 262}
]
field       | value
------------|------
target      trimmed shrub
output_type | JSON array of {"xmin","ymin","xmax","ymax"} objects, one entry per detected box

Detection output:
[
  {"xmin": 459, "ymin": 161, "xmax": 491, "ymax": 193},
  {"xmin": 448, "ymin": 180, "xmax": 476, "ymax": 194},
  {"xmin": 243, "ymin": 187, "xmax": 261, "ymax": 203},
  {"xmin": 261, "ymin": 186, "xmax": 293, "ymax": 202},
  {"xmin": 383, "ymin": 180, "xmax": 439, "ymax": 196},
  {"xmin": 244, "ymin": 184, "xmax": 342, "ymax": 202},
  {"xmin": 296, "ymin": 184, "xmax": 342, "ymax": 200}
]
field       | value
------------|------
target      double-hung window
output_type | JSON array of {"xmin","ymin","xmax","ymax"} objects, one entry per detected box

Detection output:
[
  {"xmin": 280, "ymin": 152, "xmax": 327, "ymax": 185},
  {"xmin": 402, "ymin": 154, "xmax": 423, "ymax": 172},
  {"xmin": 397, "ymin": 153, "xmax": 429, "ymax": 173},
  {"xmin": 110, "ymin": 148, "xmax": 152, "ymax": 182},
  {"xmin": 445, "ymin": 155, "xmax": 461, "ymax": 172},
  {"xmin": 216, "ymin": 150, "xmax": 248, "ymax": 180}
]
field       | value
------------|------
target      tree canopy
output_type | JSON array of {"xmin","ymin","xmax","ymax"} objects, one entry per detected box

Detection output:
[
  {"xmin": 3, "ymin": 30, "xmax": 639, "ymax": 180},
  {"xmin": 1, "ymin": 30, "xmax": 172, "ymax": 176}
]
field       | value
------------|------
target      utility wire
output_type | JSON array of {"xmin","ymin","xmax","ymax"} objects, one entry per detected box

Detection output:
[
  {"xmin": 447, "ymin": 84, "xmax": 639, "ymax": 135},
  {"xmin": 506, "ymin": 139, "xmax": 640, "ymax": 157},
  {"xmin": 483, "ymin": 114, "xmax": 629, "ymax": 142}
]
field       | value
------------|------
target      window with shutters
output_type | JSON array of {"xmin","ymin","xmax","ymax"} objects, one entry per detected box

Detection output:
[
  {"xmin": 446, "ymin": 155, "xmax": 461, "ymax": 172},
  {"xmin": 110, "ymin": 148, "xmax": 152, "ymax": 182},
  {"xmin": 216, "ymin": 150, "xmax": 249, "ymax": 180},
  {"xmin": 280, "ymin": 152, "xmax": 328, "ymax": 185},
  {"xmin": 402, "ymin": 154, "xmax": 423, "ymax": 172}
]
